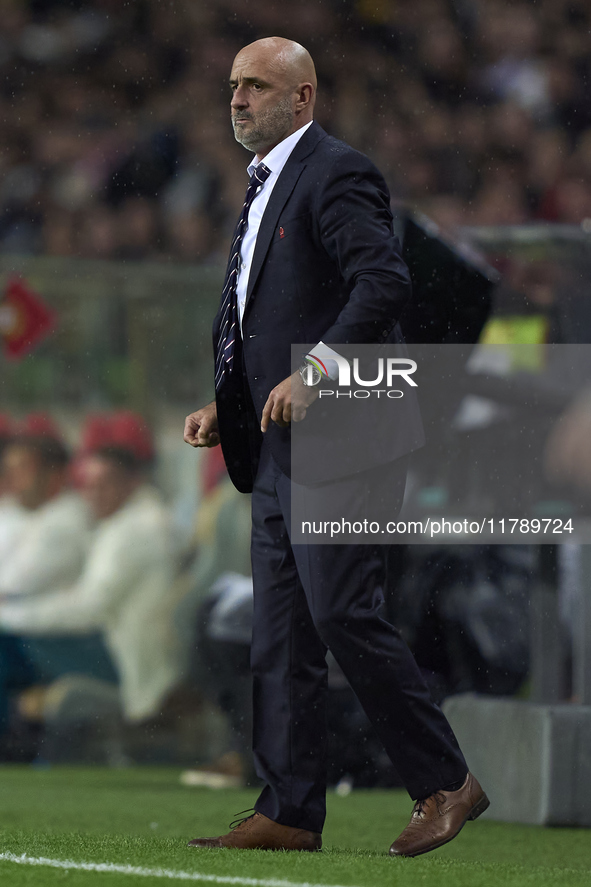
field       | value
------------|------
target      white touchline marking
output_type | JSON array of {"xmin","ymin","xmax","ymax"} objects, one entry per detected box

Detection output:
[{"xmin": 0, "ymin": 852, "xmax": 358, "ymax": 887}]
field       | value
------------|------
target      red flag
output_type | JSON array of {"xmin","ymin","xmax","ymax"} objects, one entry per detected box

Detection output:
[{"xmin": 0, "ymin": 277, "xmax": 56, "ymax": 360}]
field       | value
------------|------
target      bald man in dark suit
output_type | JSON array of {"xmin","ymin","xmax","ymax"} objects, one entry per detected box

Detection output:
[{"xmin": 184, "ymin": 37, "xmax": 488, "ymax": 858}]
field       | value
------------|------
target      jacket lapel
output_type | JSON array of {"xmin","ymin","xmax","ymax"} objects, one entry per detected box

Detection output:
[{"xmin": 245, "ymin": 122, "xmax": 326, "ymax": 307}]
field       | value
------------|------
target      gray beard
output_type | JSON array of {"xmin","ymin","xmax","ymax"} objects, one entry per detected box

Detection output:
[{"xmin": 232, "ymin": 96, "xmax": 294, "ymax": 152}]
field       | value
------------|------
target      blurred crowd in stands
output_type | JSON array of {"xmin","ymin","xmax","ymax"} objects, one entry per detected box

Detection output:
[
  {"xmin": 0, "ymin": 410, "xmax": 260, "ymax": 762},
  {"xmin": 0, "ymin": 410, "xmax": 534, "ymax": 788},
  {"xmin": 1, "ymin": 0, "xmax": 591, "ymax": 263},
  {"xmin": 0, "ymin": 414, "xmax": 175, "ymax": 748}
]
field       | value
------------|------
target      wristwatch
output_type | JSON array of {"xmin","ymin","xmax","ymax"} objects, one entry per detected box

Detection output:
[{"xmin": 299, "ymin": 362, "xmax": 323, "ymax": 387}]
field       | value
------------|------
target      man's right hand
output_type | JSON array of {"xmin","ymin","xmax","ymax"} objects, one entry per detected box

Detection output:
[{"xmin": 183, "ymin": 401, "xmax": 220, "ymax": 448}]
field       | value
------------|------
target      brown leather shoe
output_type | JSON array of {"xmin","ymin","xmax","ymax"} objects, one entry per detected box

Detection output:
[
  {"xmin": 187, "ymin": 811, "xmax": 322, "ymax": 851},
  {"xmin": 389, "ymin": 772, "xmax": 489, "ymax": 858}
]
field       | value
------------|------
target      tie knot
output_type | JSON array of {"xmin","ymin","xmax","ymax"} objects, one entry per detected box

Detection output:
[{"xmin": 250, "ymin": 163, "xmax": 271, "ymax": 187}]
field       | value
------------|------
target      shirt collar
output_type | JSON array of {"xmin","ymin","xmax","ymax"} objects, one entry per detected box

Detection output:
[{"xmin": 247, "ymin": 120, "xmax": 313, "ymax": 179}]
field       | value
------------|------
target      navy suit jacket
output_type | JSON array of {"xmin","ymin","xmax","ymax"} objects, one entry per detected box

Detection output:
[{"xmin": 213, "ymin": 122, "xmax": 422, "ymax": 493}]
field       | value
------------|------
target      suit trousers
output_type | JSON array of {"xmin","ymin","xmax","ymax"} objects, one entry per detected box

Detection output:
[{"xmin": 250, "ymin": 439, "xmax": 468, "ymax": 833}]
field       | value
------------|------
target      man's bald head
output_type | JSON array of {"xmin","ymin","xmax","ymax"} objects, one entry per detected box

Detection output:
[
  {"xmin": 237, "ymin": 37, "xmax": 317, "ymax": 91},
  {"xmin": 230, "ymin": 37, "xmax": 317, "ymax": 158}
]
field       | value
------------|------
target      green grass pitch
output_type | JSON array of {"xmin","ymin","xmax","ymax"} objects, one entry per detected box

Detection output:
[{"xmin": 0, "ymin": 766, "xmax": 589, "ymax": 886}]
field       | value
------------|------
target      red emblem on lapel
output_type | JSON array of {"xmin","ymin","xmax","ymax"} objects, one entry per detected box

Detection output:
[{"xmin": 279, "ymin": 226, "xmax": 285, "ymax": 239}]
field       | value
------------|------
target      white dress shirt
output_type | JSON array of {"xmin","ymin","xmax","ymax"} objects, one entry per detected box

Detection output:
[
  {"xmin": 236, "ymin": 121, "xmax": 313, "ymax": 326},
  {"xmin": 234, "ymin": 121, "xmax": 342, "ymax": 381}
]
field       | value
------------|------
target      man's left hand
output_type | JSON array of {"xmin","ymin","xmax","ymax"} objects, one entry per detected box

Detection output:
[{"xmin": 261, "ymin": 370, "xmax": 320, "ymax": 432}]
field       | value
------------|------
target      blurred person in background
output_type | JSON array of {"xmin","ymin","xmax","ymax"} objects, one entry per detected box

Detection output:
[
  {"xmin": 182, "ymin": 572, "xmax": 255, "ymax": 791},
  {"xmin": 0, "ymin": 418, "xmax": 92, "ymax": 756},
  {"xmin": 0, "ymin": 417, "xmax": 26, "ymax": 569},
  {"xmin": 178, "ymin": 446, "xmax": 253, "ymax": 788},
  {"xmin": 0, "ymin": 420, "xmax": 90, "ymax": 598},
  {"xmin": 0, "ymin": 439, "xmax": 184, "ymax": 754},
  {"xmin": 0, "ymin": 415, "xmax": 26, "ymax": 564}
]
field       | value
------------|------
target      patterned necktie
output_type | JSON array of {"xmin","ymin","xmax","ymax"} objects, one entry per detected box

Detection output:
[{"xmin": 215, "ymin": 162, "xmax": 271, "ymax": 390}]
